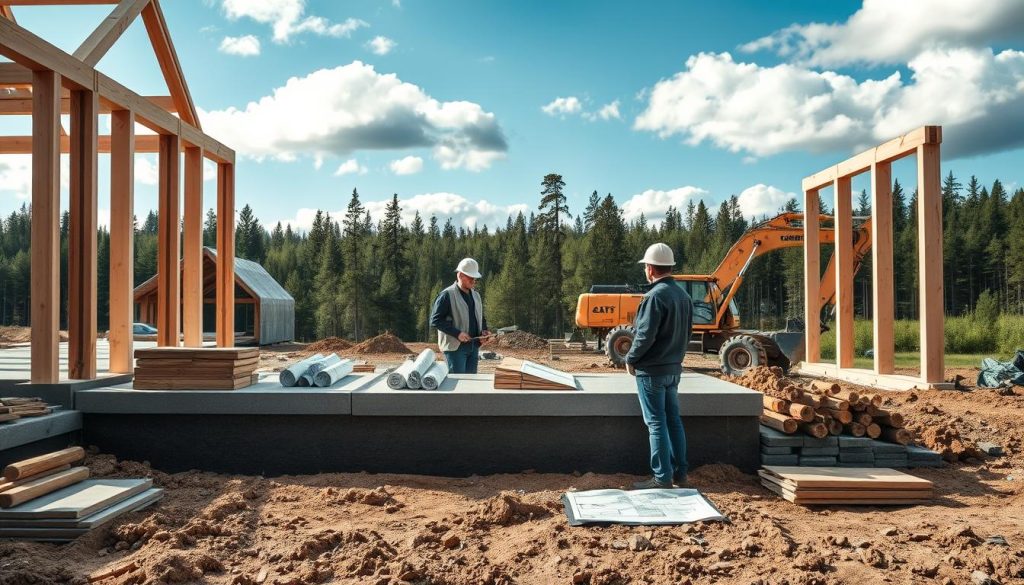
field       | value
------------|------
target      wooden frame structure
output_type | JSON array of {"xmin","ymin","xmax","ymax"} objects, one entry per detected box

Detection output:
[
  {"xmin": 799, "ymin": 126, "xmax": 948, "ymax": 390},
  {"xmin": 0, "ymin": 0, "xmax": 236, "ymax": 383}
]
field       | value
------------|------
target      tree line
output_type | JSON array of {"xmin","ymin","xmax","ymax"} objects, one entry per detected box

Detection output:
[{"xmin": 0, "ymin": 171, "xmax": 1021, "ymax": 342}]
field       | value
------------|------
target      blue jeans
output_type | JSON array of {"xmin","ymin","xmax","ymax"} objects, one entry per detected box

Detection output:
[
  {"xmin": 444, "ymin": 342, "xmax": 479, "ymax": 374},
  {"xmin": 636, "ymin": 373, "xmax": 687, "ymax": 484}
]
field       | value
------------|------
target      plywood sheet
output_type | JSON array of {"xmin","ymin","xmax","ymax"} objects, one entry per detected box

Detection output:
[
  {"xmin": 760, "ymin": 480, "xmax": 930, "ymax": 505},
  {"xmin": 0, "ymin": 488, "xmax": 163, "ymax": 528},
  {"xmin": 134, "ymin": 347, "xmax": 257, "ymax": 360},
  {"xmin": 758, "ymin": 471, "xmax": 931, "ymax": 494},
  {"xmin": 761, "ymin": 466, "xmax": 932, "ymax": 489},
  {"xmin": 0, "ymin": 478, "xmax": 152, "ymax": 519}
]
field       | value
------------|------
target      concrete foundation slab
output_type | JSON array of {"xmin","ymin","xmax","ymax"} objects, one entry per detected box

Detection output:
[{"xmin": 0, "ymin": 410, "xmax": 82, "ymax": 451}]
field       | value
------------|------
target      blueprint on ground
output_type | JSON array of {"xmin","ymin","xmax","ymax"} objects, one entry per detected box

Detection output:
[{"xmin": 561, "ymin": 488, "xmax": 727, "ymax": 526}]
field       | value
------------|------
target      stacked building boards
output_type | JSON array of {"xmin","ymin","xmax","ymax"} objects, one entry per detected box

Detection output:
[
  {"xmin": 493, "ymin": 358, "xmax": 577, "ymax": 390},
  {"xmin": 133, "ymin": 347, "xmax": 260, "ymax": 390},
  {"xmin": 759, "ymin": 426, "xmax": 943, "ymax": 468},
  {"xmin": 759, "ymin": 465, "xmax": 933, "ymax": 505}
]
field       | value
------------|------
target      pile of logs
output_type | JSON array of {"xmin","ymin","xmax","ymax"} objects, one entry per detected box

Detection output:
[
  {"xmin": 760, "ymin": 380, "xmax": 912, "ymax": 444},
  {"xmin": 0, "ymin": 397, "xmax": 54, "ymax": 424}
]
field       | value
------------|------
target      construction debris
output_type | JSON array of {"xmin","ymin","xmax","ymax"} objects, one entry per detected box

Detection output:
[
  {"xmin": 0, "ymin": 397, "xmax": 55, "ymax": 424},
  {"xmin": 133, "ymin": 347, "xmax": 260, "ymax": 390},
  {"xmin": 351, "ymin": 332, "xmax": 411, "ymax": 354},
  {"xmin": 759, "ymin": 466, "xmax": 934, "ymax": 505}
]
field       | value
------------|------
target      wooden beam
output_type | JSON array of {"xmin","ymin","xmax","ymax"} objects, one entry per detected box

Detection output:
[
  {"xmin": 0, "ymin": 62, "xmax": 31, "ymax": 86},
  {"xmin": 108, "ymin": 108, "xmax": 134, "ymax": 374},
  {"xmin": 803, "ymin": 126, "xmax": 943, "ymax": 192},
  {"xmin": 140, "ymin": 0, "xmax": 198, "ymax": 128},
  {"xmin": 67, "ymin": 88, "xmax": 99, "ymax": 380},
  {"xmin": 1, "ymin": 1, "xmax": 119, "ymax": 4},
  {"xmin": 834, "ymin": 176, "xmax": 854, "ymax": 369},
  {"xmin": 182, "ymin": 145, "xmax": 203, "ymax": 347},
  {"xmin": 156, "ymin": 132, "xmax": 180, "ymax": 347},
  {"xmin": 0, "ymin": 94, "xmax": 175, "ymax": 115},
  {"xmin": 1, "ymin": 6, "xmax": 14, "ymax": 20},
  {"xmin": 216, "ymin": 162, "xmax": 234, "ymax": 348},
  {"xmin": 918, "ymin": 143, "xmax": 945, "ymax": 383},
  {"xmin": 0, "ymin": 133, "xmax": 163, "ymax": 154},
  {"xmin": 0, "ymin": 17, "xmax": 91, "ymax": 89},
  {"xmin": 30, "ymin": 70, "xmax": 60, "ymax": 384},
  {"xmin": 871, "ymin": 161, "xmax": 894, "ymax": 375},
  {"xmin": 803, "ymin": 189, "xmax": 820, "ymax": 364},
  {"xmin": 74, "ymin": 0, "xmax": 150, "ymax": 66}
]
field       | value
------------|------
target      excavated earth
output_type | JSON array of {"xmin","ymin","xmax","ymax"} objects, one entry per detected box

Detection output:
[{"xmin": 2, "ymin": 340, "xmax": 1022, "ymax": 584}]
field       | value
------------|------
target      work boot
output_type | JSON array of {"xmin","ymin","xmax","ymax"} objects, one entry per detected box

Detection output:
[
  {"xmin": 673, "ymin": 474, "xmax": 689, "ymax": 488},
  {"xmin": 632, "ymin": 477, "xmax": 672, "ymax": 489}
]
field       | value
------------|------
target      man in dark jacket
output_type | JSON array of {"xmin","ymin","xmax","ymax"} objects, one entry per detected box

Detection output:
[{"xmin": 625, "ymin": 243, "xmax": 693, "ymax": 489}]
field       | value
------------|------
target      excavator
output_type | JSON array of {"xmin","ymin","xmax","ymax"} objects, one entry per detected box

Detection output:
[{"xmin": 573, "ymin": 212, "xmax": 873, "ymax": 375}]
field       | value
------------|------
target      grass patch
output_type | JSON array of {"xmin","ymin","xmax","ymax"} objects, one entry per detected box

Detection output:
[{"xmin": 820, "ymin": 315, "xmax": 1024, "ymax": 360}]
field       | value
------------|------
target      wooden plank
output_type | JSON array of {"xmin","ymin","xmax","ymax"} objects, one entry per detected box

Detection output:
[
  {"xmin": 132, "ymin": 377, "xmax": 252, "ymax": 390},
  {"xmin": 182, "ymin": 146, "xmax": 203, "ymax": 347},
  {"xmin": 802, "ymin": 127, "xmax": 941, "ymax": 192},
  {"xmin": 833, "ymin": 176, "xmax": 854, "ymax": 369},
  {"xmin": 761, "ymin": 466, "xmax": 932, "ymax": 489},
  {"xmin": 108, "ymin": 109, "xmax": 134, "ymax": 374},
  {"xmin": 0, "ymin": 133, "xmax": 160, "ymax": 154},
  {"xmin": 1, "ymin": 1, "xmax": 119, "ymax": 4},
  {"xmin": 73, "ymin": 0, "xmax": 151, "ymax": 66},
  {"xmin": 140, "ymin": 0, "xmax": 198, "ymax": 128},
  {"xmin": 0, "ymin": 478, "xmax": 151, "ymax": 519},
  {"xmin": 0, "ymin": 465, "xmax": 70, "ymax": 493},
  {"xmin": 0, "ymin": 17, "xmax": 91, "ymax": 89},
  {"xmin": 30, "ymin": 69, "xmax": 60, "ymax": 384},
  {"xmin": 4, "ymin": 447, "xmax": 85, "ymax": 481},
  {"xmin": 0, "ymin": 467, "xmax": 89, "ymax": 508},
  {"xmin": 68, "ymin": 88, "xmax": 99, "ymax": 380},
  {"xmin": 917, "ymin": 143, "xmax": 944, "ymax": 384},
  {"xmin": 871, "ymin": 161, "xmax": 895, "ymax": 375},
  {"xmin": 803, "ymin": 188, "xmax": 821, "ymax": 363},
  {"xmin": 0, "ymin": 488, "xmax": 162, "ymax": 529},
  {"xmin": 156, "ymin": 132, "xmax": 180, "ymax": 347},
  {"xmin": 0, "ymin": 95, "xmax": 175, "ymax": 116},
  {"xmin": 216, "ymin": 162, "xmax": 235, "ymax": 347},
  {"xmin": 134, "ymin": 346, "xmax": 257, "ymax": 359}
]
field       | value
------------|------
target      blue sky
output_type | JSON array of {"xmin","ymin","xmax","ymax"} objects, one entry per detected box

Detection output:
[{"xmin": 1, "ymin": 0, "xmax": 1022, "ymax": 231}]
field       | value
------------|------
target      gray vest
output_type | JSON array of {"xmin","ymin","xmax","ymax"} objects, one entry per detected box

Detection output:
[{"xmin": 437, "ymin": 282, "xmax": 483, "ymax": 352}]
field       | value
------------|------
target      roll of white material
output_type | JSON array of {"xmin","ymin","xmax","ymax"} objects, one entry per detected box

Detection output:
[
  {"xmin": 405, "ymin": 348, "xmax": 437, "ymax": 389},
  {"xmin": 279, "ymin": 353, "xmax": 325, "ymax": 387},
  {"xmin": 314, "ymin": 359, "xmax": 355, "ymax": 387},
  {"xmin": 307, "ymin": 353, "xmax": 342, "ymax": 377},
  {"xmin": 387, "ymin": 359, "xmax": 417, "ymax": 390},
  {"xmin": 298, "ymin": 373, "xmax": 314, "ymax": 387},
  {"xmin": 420, "ymin": 360, "xmax": 449, "ymax": 390}
]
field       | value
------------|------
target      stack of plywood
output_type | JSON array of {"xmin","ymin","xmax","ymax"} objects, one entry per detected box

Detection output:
[
  {"xmin": 133, "ymin": 347, "xmax": 260, "ymax": 390},
  {"xmin": 0, "ymin": 397, "xmax": 54, "ymax": 424},
  {"xmin": 494, "ymin": 358, "xmax": 577, "ymax": 390},
  {"xmin": 759, "ymin": 465, "xmax": 933, "ymax": 505},
  {"xmin": 0, "ymin": 447, "xmax": 163, "ymax": 541}
]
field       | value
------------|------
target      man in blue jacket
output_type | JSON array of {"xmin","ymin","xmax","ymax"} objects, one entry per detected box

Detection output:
[
  {"xmin": 625, "ymin": 243, "xmax": 693, "ymax": 489},
  {"xmin": 430, "ymin": 258, "xmax": 491, "ymax": 374}
]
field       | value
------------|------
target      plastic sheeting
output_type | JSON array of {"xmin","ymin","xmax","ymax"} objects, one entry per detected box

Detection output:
[
  {"xmin": 279, "ymin": 354, "xmax": 325, "ymax": 387},
  {"xmin": 420, "ymin": 360, "xmax": 449, "ymax": 390},
  {"xmin": 406, "ymin": 349, "xmax": 437, "ymax": 389},
  {"xmin": 314, "ymin": 359, "xmax": 355, "ymax": 387},
  {"xmin": 387, "ymin": 359, "xmax": 417, "ymax": 390},
  {"xmin": 978, "ymin": 350, "xmax": 1024, "ymax": 388}
]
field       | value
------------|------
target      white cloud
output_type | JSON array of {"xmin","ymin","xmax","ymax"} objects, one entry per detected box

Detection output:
[
  {"xmin": 621, "ymin": 186, "xmax": 709, "ymax": 227},
  {"xmin": 274, "ymin": 192, "xmax": 528, "ymax": 232},
  {"xmin": 634, "ymin": 49, "xmax": 1024, "ymax": 158},
  {"xmin": 740, "ymin": 0, "xmax": 1024, "ymax": 67},
  {"xmin": 541, "ymin": 96, "xmax": 582, "ymax": 116},
  {"xmin": 389, "ymin": 155, "xmax": 423, "ymax": 175},
  {"xmin": 134, "ymin": 155, "xmax": 159, "ymax": 186},
  {"xmin": 0, "ymin": 156, "xmax": 32, "ymax": 200},
  {"xmin": 736, "ymin": 184, "xmax": 796, "ymax": 220},
  {"xmin": 219, "ymin": 34, "xmax": 261, "ymax": 57},
  {"xmin": 334, "ymin": 158, "xmax": 367, "ymax": 176},
  {"xmin": 583, "ymin": 100, "xmax": 621, "ymax": 122},
  {"xmin": 200, "ymin": 61, "xmax": 507, "ymax": 170},
  {"xmin": 221, "ymin": 0, "xmax": 368, "ymax": 43},
  {"xmin": 366, "ymin": 35, "xmax": 396, "ymax": 56}
]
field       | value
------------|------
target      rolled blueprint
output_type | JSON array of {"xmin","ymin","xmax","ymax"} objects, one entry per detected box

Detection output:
[
  {"xmin": 420, "ymin": 360, "xmax": 449, "ymax": 390},
  {"xmin": 279, "ymin": 353, "xmax": 325, "ymax": 387},
  {"xmin": 387, "ymin": 358, "xmax": 417, "ymax": 390},
  {"xmin": 405, "ymin": 348, "xmax": 437, "ymax": 389},
  {"xmin": 314, "ymin": 359, "xmax": 355, "ymax": 387}
]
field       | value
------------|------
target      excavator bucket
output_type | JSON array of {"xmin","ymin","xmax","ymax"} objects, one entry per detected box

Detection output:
[{"xmin": 766, "ymin": 318, "xmax": 806, "ymax": 368}]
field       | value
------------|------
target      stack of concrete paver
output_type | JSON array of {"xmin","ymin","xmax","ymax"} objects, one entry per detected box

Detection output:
[{"xmin": 760, "ymin": 426, "xmax": 943, "ymax": 468}]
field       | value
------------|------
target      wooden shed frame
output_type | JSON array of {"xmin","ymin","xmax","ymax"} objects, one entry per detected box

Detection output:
[
  {"xmin": 0, "ymin": 0, "xmax": 237, "ymax": 383},
  {"xmin": 799, "ymin": 126, "xmax": 949, "ymax": 391}
]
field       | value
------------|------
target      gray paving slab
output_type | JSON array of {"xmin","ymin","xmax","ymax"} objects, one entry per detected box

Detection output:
[
  {"xmin": 838, "ymin": 452, "xmax": 874, "ymax": 463},
  {"xmin": 0, "ymin": 410, "xmax": 82, "ymax": 451},
  {"xmin": 761, "ymin": 454, "xmax": 799, "ymax": 466},
  {"xmin": 800, "ymin": 446, "xmax": 839, "ymax": 456},
  {"xmin": 759, "ymin": 426, "xmax": 804, "ymax": 447},
  {"xmin": 838, "ymin": 436, "xmax": 874, "ymax": 448},
  {"xmin": 760, "ymin": 445, "xmax": 795, "ymax": 455},
  {"xmin": 75, "ymin": 373, "xmax": 386, "ymax": 415},
  {"xmin": 351, "ymin": 371, "xmax": 762, "ymax": 417},
  {"xmin": 799, "ymin": 456, "xmax": 837, "ymax": 466},
  {"xmin": 870, "ymin": 440, "xmax": 908, "ymax": 454},
  {"xmin": 802, "ymin": 436, "xmax": 838, "ymax": 448}
]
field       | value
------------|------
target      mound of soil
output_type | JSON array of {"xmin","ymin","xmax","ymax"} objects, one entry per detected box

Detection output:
[
  {"xmin": 351, "ymin": 332, "xmax": 411, "ymax": 354},
  {"xmin": 305, "ymin": 337, "xmax": 354, "ymax": 354},
  {"xmin": 492, "ymin": 330, "xmax": 547, "ymax": 349},
  {"xmin": 729, "ymin": 365, "xmax": 795, "ymax": 398}
]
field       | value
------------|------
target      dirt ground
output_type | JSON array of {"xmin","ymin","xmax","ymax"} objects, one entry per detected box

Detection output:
[{"xmin": 1, "ymin": 339, "xmax": 1022, "ymax": 585}]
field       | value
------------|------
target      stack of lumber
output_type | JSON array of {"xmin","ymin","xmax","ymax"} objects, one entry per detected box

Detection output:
[
  {"xmin": 352, "ymin": 362, "xmax": 375, "ymax": 373},
  {"xmin": 758, "ymin": 465, "xmax": 934, "ymax": 505},
  {"xmin": 0, "ymin": 397, "xmax": 54, "ymax": 424},
  {"xmin": 547, "ymin": 339, "xmax": 594, "ymax": 358},
  {"xmin": 759, "ymin": 380, "xmax": 912, "ymax": 445},
  {"xmin": 0, "ymin": 447, "xmax": 163, "ymax": 541},
  {"xmin": 133, "ymin": 347, "xmax": 260, "ymax": 390},
  {"xmin": 494, "ymin": 358, "xmax": 577, "ymax": 390}
]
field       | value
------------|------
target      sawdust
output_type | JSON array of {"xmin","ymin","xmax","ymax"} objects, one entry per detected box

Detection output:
[
  {"xmin": 349, "ymin": 332, "xmax": 411, "ymax": 354},
  {"xmin": 304, "ymin": 336, "xmax": 353, "ymax": 354},
  {"xmin": 492, "ymin": 330, "xmax": 548, "ymax": 349}
]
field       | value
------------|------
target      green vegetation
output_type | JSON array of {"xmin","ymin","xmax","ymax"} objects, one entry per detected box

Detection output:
[{"xmin": 821, "ymin": 315, "xmax": 1024, "ymax": 360}]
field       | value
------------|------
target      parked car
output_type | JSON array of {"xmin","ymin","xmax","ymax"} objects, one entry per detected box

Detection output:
[{"xmin": 133, "ymin": 323, "xmax": 157, "ymax": 335}]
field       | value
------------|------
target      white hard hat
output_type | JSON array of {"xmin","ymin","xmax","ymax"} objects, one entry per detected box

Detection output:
[
  {"xmin": 455, "ymin": 257, "xmax": 482, "ymax": 279},
  {"xmin": 638, "ymin": 243, "xmax": 675, "ymax": 266}
]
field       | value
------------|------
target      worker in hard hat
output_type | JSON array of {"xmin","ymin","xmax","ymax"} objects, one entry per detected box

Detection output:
[
  {"xmin": 430, "ymin": 258, "xmax": 491, "ymax": 374},
  {"xmin": 625, "ymin": 243, "xmax": 693, "ymax": 489}
]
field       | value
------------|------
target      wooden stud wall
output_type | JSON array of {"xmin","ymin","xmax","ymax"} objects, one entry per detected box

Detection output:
[
  {"xmin": 67, "ymin": 88, "xmax": 99, "ymax": 379},
  {"xmin": 833, "ymin": 176, "xmax": 854, "ymax": 369},
  {"xmin": 918, "ymin": 143, "xmax": 944, "ymax": 383},
  {"xmin": 871, "ymin": 161, "xmax": 895, "ymax": 375},
  {"xmin": 156, "ymin": 133, "xmax": 180, "ymax": 347},
  {"xmin": 108, "ymin": 109, "xmax": 134, "ymax": 373},
  {"xmin": 182, "ymin": 146, "xmax": 203, "ymax": 347},
  {"xmin": 802, "ymin": 189, "xmax": 820, "ymax": 363},
  {"xmin": 216, "ymin": 162, "xmax": 235, "ymax": 347}
]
